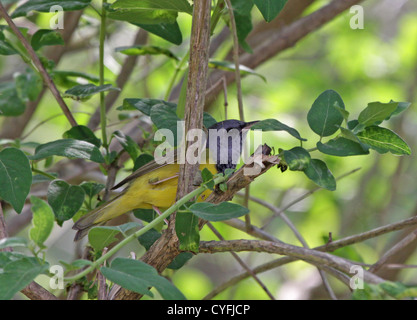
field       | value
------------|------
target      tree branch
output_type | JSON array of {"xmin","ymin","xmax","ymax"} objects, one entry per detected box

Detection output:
[{"xmin": 199, "ymin": 239, "xmax": 384, "ymax": 284}]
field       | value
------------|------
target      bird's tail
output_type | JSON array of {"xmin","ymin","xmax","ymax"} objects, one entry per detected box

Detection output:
[{"xmin": 72, "ymin": 193, "xmax": 123, "ymax": 241}]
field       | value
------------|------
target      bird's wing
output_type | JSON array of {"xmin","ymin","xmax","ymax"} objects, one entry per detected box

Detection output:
[{"xmin": 111, "ymin": 153, "xmax": 178, "ymax": 190}]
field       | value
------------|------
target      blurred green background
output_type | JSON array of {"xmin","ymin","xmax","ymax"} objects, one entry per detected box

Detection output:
[{"xmin": 1, "ymin": 0, "xmax": 417, "ymax": 299}]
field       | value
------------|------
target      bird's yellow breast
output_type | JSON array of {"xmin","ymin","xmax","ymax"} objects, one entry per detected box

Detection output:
[{"xmin": 94, "ymin": 163, "xmax": 217, "ymax": 223}]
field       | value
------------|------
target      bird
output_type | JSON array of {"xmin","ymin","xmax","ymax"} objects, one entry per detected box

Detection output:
[{"xmin": 72, "ymin": 119, "xmax": 259, "ymax": 240}]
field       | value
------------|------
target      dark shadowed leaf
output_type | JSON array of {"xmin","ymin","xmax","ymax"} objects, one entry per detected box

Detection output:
[
  {"xmin": 30, "ymin": 139, "xmax": 104, "ymax": 163},
  {"xmin": 47, "ymin": 180, "xmax": 85, "ymax": 225}
]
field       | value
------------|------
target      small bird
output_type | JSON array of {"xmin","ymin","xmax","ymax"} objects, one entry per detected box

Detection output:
[{"xmin": 72, "ymin": 119, "xmax": 259, "ymax": 240}]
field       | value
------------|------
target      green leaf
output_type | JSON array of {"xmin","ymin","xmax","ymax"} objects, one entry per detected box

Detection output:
[
  {"xmin": 189, "ymin": 202, "xmax": 249, "ymax": 221},
  {"xmin": 116, "ymin": 45, "xmax": 178, "ymax": 60},
  {"xmin": 250, "ymin": 118, "xmax": 307, "ymax": 141},
  {"xmin": 63, "ymin": 125, "xmax": 102, "ymax": 148},
  {"xmin": 0, "ymin": 82, "xmax": 26, "ymax": 116},
  {"xmin": 112, "ymin": 130, "xmax": 141, "ymax": 161},
  {"xmin": 137, "ymin": 228, "xmax": 161, "ymax": 251},
  {"xmin": 133, "ymin": 208, "xmax": 158, "ymax": 223},
  {"xmin": 201, "ymin": 167, "xmax": 214, "ymax": 190},
  {"xmin": 0, "ymin": 237, "xmax": 28, "ymax": 250},
  {"xmin": 31, "ymin": 29, "xmax": 64, "ymax": 51},
  {"xmin": 307, "ymin": 89, "xmax": 345, "ymax": 137},
  {"xmin": 203, "ymin": 113, "xmax": 217, "ymax": 129},
  {"xmin": 0, "ymin": 31, "xmax": 18, "ymax": 55},
  {"xmin": 133, "ymin": 153, "xmax": 154, "ymax": 171},
  {"xmin": 282, "ymin": 147, "xmax": 311, "ymax": 171},
  {"xmin": 30, "ymin": 139, "xmax": 105, "ymax": 163},
  {"xmin": 119, "ymin": 98, "xmax": 176, "ymax": 115},
  {"xmin": 88, "ymin": 222, "xmax": 140, "ymax": 251},
  {"xmin": 254, "ymin": 0, "xmax": 288, "ymax": 22},
  {"xmin": 29, "ymin": 196, "xmax": 55, "ymax": 248},
  {"xmin": 135, "ymin": 22, "xmax": 182, "ymax": 45},
  {"xmin": 358, "ymin": 101, "xmax": 399, "ymax": 127},
  {"xmin": 175, "ymin": 211, "xmax": 200, "ymax": 253},
  {"xmin": 0, "ymin": 256, "xmax": 49, "ymax": 300},
  {"xmin": 107, "ymin": 0, "xmax": 179, "ymax": 25},
  {"xmin": 111, "ymin": 0, "xmax": 192, "ymax": 13},
  {"xmin": 51, "ymin": 70, "xmax": 100, "ymax": 89},
  {"xmin": 317, "ymin": 137, "xmax": 369, "ymax": 157},
  {"xmin": 47, "ymin": 180, "xmax": 85, "ymax": 225},
  {"xmin": 80, "ymin": 181, "xmax": 105, "ymax": 199},
  {"xmin": 357, "ymin": 126, "xmax": 411, "ymax": 155},
  {"xmin": 14, "ymin": 70, "xmax": 43, "ymax": 102},
  {"xmin": 0, "ymin": 148, "xmax": 32, "ymax": 213},
  {"xmin": 208, "ymin": 60, "xmax": 266, "ymax": 82},
  {"xmin": 387, "ymin": 101, "xmax": 411, "ymax": 119},
  {"xmin": 303, "ymin": 159, "xmax": 336, "ymax": 191},
  {"xmin": 167, "ymin": 252, "xmax": 193, "ymax": 270},
  {"xmin": 64, "ymin": 84, "xmax": 120, "ymax": 101},
  {"xmin": 12, "ymin": 0, "xmax": 92, "ymax": 18},
  {"xmin": 229, "ymin": 0, "xmax": 254, "ymax": 53},
  {"xmin": 100, "ymin": 257, "xmax": 186, "ymax": 300}
]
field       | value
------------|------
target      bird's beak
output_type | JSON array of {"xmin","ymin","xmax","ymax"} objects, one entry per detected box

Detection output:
[{"xmin": 244, "ymin": 120, "xmax": 260, "ymax": 129}]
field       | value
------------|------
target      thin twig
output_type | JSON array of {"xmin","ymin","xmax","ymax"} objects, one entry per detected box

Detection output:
[
  {"xmin": 207, "ymin": 222, "xmax": 275, "ymax": 300},
  {"xmin": 0, "ymin": 2, "xmax": 78, "ymax": 127}
]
